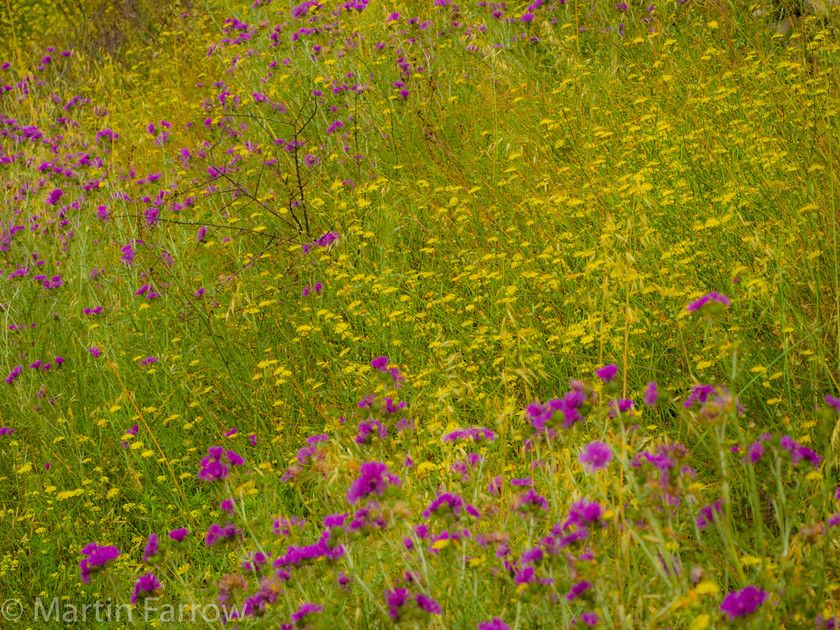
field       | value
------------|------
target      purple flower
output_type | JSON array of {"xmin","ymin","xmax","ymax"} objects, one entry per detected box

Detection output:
[
  {"xmin": 143, "ymin": 533, "xmax": 159, "ymax": 563},
  {"xmin": 87, "ymin": 347, "xmax": 102, "ymax": 358},
  {"xmin": 291, "ymin": 603, "xmax": 322, "ymax": 626},
  {"xmin": 510, "ymin": 477, "xmax": 533, "ymax": 487},
  {"xmin": 580, "ymin": 441, "xmax": 613, "ymax": 472},
  {"xmin": 521, "ymin": 12, "xmax": 535, "ymax": 21},
  {"xmin": 46, "ymin": 188, "xmax": 63, "ymax": 205},
  {"xmin": 696, "ymin": 499, "xmax": 724, "ymax": 529},
  {"xmin": 5, "ymin": 366, "xmax": 23, "ymax": 385},
  {"xmin": 563, "ymin": 500, "xmax": 605, "ymax": 530},
  {"xmin": 168, "ymin": 528, "xmax": 189, "ymax": 542},
  {"xmin": 720, "ymin": 585, "xmax": 768, "ymax": 619},
  {"xmin": 205, "ymin": 522, "xmax": 243, "ymax": 546},
  {"xmin": 579, "ymin": 612, "xmax": 598, "ymax": 626},
  {"xmin": 489, "ymin": 475, "xmax": 503, "ymax": 495},
  {"xmin": 644, "ymin": 381, "xmax": 658, "ymax": 407},
  {"xmin": 130, "ymin": 573, "xmax": 162, "ymax": 605},
  {"xmin": 595, "ymin": 364, "xmax": 618, "ymax": 382},
  {"xmin": 515, "ymin": 488, "xmax": 549, "ymax": 514},
  {"xmin": 370, "ymin": 356, "xmax": 389, "ymax": 370},
  {"xmin": 423, "ymin": 492, "xmax": 464, "ymax": 519},
  {"xmin": 826, "ymin": 395, "xmax": 840, "ymax": 414},
  {"xmin": 386, "ymin": 588, "xmax": 409, "ymax": 620},
  {"xmin": 443, "ymin": 426, "xmax": 496, "ymax": 442},
  {"xmin": 608, "ymin": 398, "xmax": 634, "ymax": 418},
  {"xmin": 567, "ymin": 580, "xmax": 592, "ymax": 600},
  {"xmin": 687, "ymin": 291, "xmax": 731, "ymax": 313},
  {"xmin": 478, "ymin": 620, "xmax": 511, "ymax": 630},
  {"xmin": 346, "ymin": 461, "xmax": 400, "ymax": 504},
  {"xmin": 415, "ymin": 593, "xmax": 441, "ymax": 615},
  {"xmin": 198, "ymin": 447, "xmax": 245, "ymax": 481},
  {"xmin": 79, "ymin": 543, "xmax": 120, "ymax": 584}
]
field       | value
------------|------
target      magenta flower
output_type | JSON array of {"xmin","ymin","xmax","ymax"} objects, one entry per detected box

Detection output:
[
  {"xmin": 46, "ymin": 188, "xmax": 63, "ymax": 205},
  {"xmin": 346, "ymin": 461, "xmax": 400, "ymax": 504},
  {"xmin": 79, "ymin": 543, "xmax": 120, "ymax": 584},
  {"xmin": 595, "ymin": 364, "xmax": 618, "ymax": 382},
  {"xmin": 130, "ymin": 573, "xmax": 162, "ymax": 605},
  {"xmin": 291, "ymin": 603, "xmax": 322, "ymax": 626},
  {"xmin": 198, "ymin": 446, "xmax": 245, "ymax": 481},
  {"xmin": 442, "ymin": 426, "xmax": 496, "ymax": 442},
  {"xmin": 142, "ymin": 533, "xmax": 159, "ymax": 563},
  {"xmin": 386, "ymin": 588, "xmax": 409, "ymax": 620},
  {"xmin": 696, "ymin": 499, "xmax": 724, "ymax": 529},
  {"xmin": 580, "ymin": 441, "xmax": 613, "ymax": 472},
  {"xmin": 168, "ymin": 528, "xmax": 189, "ymax": 542},
  {"xmin": 644, "ymin": 381, "xmax": 658, "ymax": 407},
  {"xmin": 563, "ymin": 500, "xmax": 605, "ymax": 530},
  {"xmin": 567, "ymin": 580, "xmax": 593, "ymax": 600},
  {"xmin": 687, "ymin": 291, "xmax": 731, "ymax": 312},
  {"xmin": 205, "ymin": 522, "xmax": 243, "ymax": 546},
  {"xmin": 478, "ymin": 620, "xmax": 511, "ymax": 630},
  {"xmin": 826, "ymin": 395, "xmax": 840, "ymax": 414},
  {"xmin": 720, "ymin": 585, "xmax": 768, "ymax": 619},
  {"xmin": 515, "ymin": 488, "xmax": 549, "ymax": 514},
  {"xmin": 370, "ymin": 356, "xmax": 389, "ymax": 371},
  {"xmin": 415, "ymin": 593, "xmax": 441, "ymax": 615}
]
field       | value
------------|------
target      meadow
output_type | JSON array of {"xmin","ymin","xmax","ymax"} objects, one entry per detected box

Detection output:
[{"xmin": 1, "ymin": 0, "xmax": 840, "ymax": 627}]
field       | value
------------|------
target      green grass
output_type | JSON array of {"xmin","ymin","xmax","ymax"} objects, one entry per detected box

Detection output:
[{"xmin": 1, "ymin": 0, "xmax": 840, "ymax": 627}]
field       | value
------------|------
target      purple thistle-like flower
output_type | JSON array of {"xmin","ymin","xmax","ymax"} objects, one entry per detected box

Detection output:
[
  {"xmin": 644, "ymin": 381, "xmax": 658, "ymax": 407},
  {"xmin": 130, "ymin": 572, "xmax": 162, "ymax": 605},
  {"xmin": 826, "ymin": 395, "xmax": 840, "ymax": 414},
  {"xmin": 687, "ymin": 291, "xmax": 731, "ymax": 313},
  {"xmin": 442, "ymin": 426, "xmax": 496, "ymax": 442},
  {"xmin": 515, "ymin": 488, "xmax": 549, "ymax": 514},
  {"xmin": 198, "ymin": 447, "xmax": 245, "ymax": 481},
  {"xmin": 580, "ymin": 441, "xmax": 613, "ymax": 472},
  {"xmin": 579, "ymin": 611, "xmax": 598, "ymax": 626},
  {"xmin": 415, "ymin": 593, "xmax": 441, "ymax": 615},
  {"xmin": 423, "ymin": 492, "xmax": 464, "ymax": 519},
  {"xmin": 386, "ymin": 588, "xmax": 409, "ymax": 620},
  {"xmin": 720, "ymin": 585, "xmax": 768, "ymax": 619},
  {"xmin": 143, "ymin": 533, "xmax": 159, "ymax": 563},
  {"xmin": 696, "ymin": 499, "xmax": 724, "ymax": 529},
  {"xmin": 346, "ymin": 461, "xmax": 400, "ymax": 504},
  {"xmin": 46, "ymin": 188, "xmax": 63, "ymax": 205},
  {"xmin": 564, "ymin": 500, "xmax": 605, "ymax": 530},
  {"xmin": 370, "ymin": 356, "xmax": 389, "ymax": 371},
  {"xmin": 478, "ymin": 620, "xmax": 511, "ymax": 630},
  {"xmin": 291, "ymin": 603, "xmax": 322, "ymax": 626},
  {"xmin": 595, "ymin": 364, "xmax": 618, "ymax": 382},
  {"xmin": 79, "ymin": 543, "xmax": 120, "ymax": 584},
  {"xmin": 489, "ymin": 475, "xmax": 503, "ymax": 495},
  {"xmin": 168, "ymin": 528, "xmax": 189, "ymax": 542},
  {"xmin": 567, "ymin": 580, "xmax": 592, "ymax": 600},
  {"xmin": 205, "ymin": 522, "xmax": 243, "ymax": 546},
  {"xmin": 608, "ymin": 398, "xmax": 634, "ymax": 418}
]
